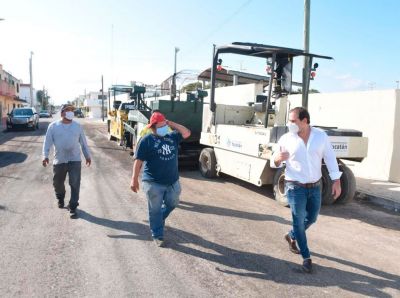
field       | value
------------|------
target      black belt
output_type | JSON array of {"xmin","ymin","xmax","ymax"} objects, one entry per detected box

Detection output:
[{"xmin": 285, "ymin": 180, "xmax": 321, "ymax": 189}]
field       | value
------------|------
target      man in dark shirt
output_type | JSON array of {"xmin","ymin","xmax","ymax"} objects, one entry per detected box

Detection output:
[{"xmin": 130, "ymin": 112, "xmax": 191, "ymax": 246}]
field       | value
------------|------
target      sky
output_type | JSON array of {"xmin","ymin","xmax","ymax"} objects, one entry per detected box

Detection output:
[{"xmin": 1, "ymin": 0, "xmax": 399, "ymax": 105}]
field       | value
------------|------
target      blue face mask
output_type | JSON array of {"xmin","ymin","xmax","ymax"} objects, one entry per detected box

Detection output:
[{"xmin": 156, "ymin": 125, "xmax": 169, "ymax": 137}]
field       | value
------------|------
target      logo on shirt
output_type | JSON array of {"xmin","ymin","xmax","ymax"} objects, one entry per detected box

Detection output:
[
  {"xmin": 161, "ymin": 144, "xmax": 172, "ymax": 155},
  {"xmin": 156, "ymin": 143, "xmax": 176, "ymax": 161}
]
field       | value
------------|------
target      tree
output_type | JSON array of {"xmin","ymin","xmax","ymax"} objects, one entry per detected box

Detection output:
[
  {"xmin": 180, "ymin": 82, "xmax": 206, "ymax": 93},
  {"xmin": 36, "ymin": 90, "xmax": 45, "ymax": 106},
  {"xmin": 294, "ymin": 88, "xmax": 319, "ymax": 94},
  {"xmin": 36, "ymin": 89, "xmax": 51, "ymax": 109}
]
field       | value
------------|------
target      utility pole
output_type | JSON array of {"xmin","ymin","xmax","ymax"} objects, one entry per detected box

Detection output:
[
  {"xmin": 302, "ymin": 0, "xmax": 310, "ymax": 108},
  {"xmin": 42, "ymin": 86, "xmax": 46, "ymax": 110},
  {"xmin": 29, "ymin": 51, "xmax": 34, "ymax": 108},
  {"xmin": 396, "ymin": 80, "xmax": 399, "ymax": 89},
  {"xmin": 101, "ymin": 75, "xmax": 104, "ymax": 122},
  {"xmin": 171, "ymin": 47, "xmax": 179, "ymax": 100}
]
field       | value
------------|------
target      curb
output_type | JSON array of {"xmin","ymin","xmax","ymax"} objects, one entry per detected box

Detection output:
[{"xmin": 355, "ymin": 191, "xmax": 400, "ymax": 213}]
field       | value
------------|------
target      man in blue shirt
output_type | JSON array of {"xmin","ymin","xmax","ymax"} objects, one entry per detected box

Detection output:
[{"xmin": 130, "ymin": 112, "xmax": 191, "ymax": 246}]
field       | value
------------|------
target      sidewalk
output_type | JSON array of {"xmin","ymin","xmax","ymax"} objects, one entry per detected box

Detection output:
[
  {"xmin": 345, "ymin": 161, "xmax": 400, "ymax": 213},
  {"xmin": 355, "ymin": 177, "xmax": 400, "ymax": 212}
]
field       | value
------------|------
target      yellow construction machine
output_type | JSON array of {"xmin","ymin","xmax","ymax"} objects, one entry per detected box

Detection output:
[{"xmin": 107, "ymin": 85, "xmax": 150, "ymax": 150}]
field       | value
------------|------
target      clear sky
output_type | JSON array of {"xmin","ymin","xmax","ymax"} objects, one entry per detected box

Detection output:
[{"xmin": 1, "ymin": 0, "xmax": 399, "ymax": 105}]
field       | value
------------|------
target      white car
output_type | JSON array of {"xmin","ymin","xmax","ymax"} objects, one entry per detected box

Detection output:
[{"xmin": 39, "ymin": 110, "xmax": 52, "ymax": 118}]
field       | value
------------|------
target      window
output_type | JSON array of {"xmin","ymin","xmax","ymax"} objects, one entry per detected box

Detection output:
[{"xmin": 13, "ymin": 108, "xmax": 34, "ymax": 116}]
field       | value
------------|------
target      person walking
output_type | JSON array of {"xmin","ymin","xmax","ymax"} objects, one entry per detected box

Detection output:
[
  {"xmin": 130, "ymin": 112, "xmax": 190, "ymax": 246},
  {"xmin": 42, "ymin": 104, "xmax": 91, "ymax": 216},
  {"xmin": 272, "ymin": 107, "xmax": 341, "ymax": 273}
]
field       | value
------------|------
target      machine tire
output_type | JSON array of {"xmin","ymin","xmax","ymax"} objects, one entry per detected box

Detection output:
[
  {"xmin": 199, "ymin": 148, "xmax": 217, "ymax": 178},
  {"xmin": 273, "ymin": 167, "xmax": 289, "ymax": 206},
  {"xmin": 335, "ymin": 164, "xmax": 356, "ymax": 204},
  {"xmin": 321, "ymin": 165, "xmax": 335, "ymax": 205}
]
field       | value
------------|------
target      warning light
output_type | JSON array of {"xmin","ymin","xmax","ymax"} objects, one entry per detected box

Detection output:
[
  {"xmin": 217, "ymin": 65, "xmax": 223, "ymax": 71},
  {"xmin": 310, "ymin": 71, "xmax": 316, "ymax": 80},
  {"xmin": 266, "ymin": 66, "xmax": 272, "ymax": 73}
]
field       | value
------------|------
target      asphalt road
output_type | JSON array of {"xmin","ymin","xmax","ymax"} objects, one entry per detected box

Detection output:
[{"xmin": 1, "ymin": 118, "xmax": 399, "ymax": 297}]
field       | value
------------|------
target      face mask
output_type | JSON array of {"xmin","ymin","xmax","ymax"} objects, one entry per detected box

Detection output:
[
  {"xmin": 65, "ymin": 111, "xmax": 74, "ymax": 120},
  {"xmin": 288, "ymin": 122, "xmax": 299, "ymax": 134},
  {"xmin": 156, "ymin": 125, "xmax": 169, "ymax": 137}
]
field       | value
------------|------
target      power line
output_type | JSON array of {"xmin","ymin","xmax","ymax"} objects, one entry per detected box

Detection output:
[{"xmin": 186, "ymin": 0, "xmax": 254, "ymax": 55}]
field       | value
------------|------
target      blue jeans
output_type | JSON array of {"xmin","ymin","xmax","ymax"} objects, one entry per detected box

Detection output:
[
  {"xmin": 142, "ymin": 180, "xmax": 181, "ymax": 239},
  {"xmin": 53, "ymin": 161, "xmax": 81, "ymax": 209},
  {"xmin": 286, "ymin": 181, "xmax": 321, "ymax": 259}
]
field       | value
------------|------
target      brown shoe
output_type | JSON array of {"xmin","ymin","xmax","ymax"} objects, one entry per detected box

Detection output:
[{"xmin": 284, "ymin": 233, "xmax": 300, "ymax": 254}]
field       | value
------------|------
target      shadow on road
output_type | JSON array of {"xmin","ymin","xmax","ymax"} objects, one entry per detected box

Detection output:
[
  {"xmin": 181, "ymin": 168, "xmax": 400, "ymax": 232},
  {"xmin": 320, "ymin": 202, "xmax": 400, "ymax": 232},
  {"xmin": 76, "ymin": 209, "xmax": 399, "ymax": 297},
  {"xmin": 77, "ymin": 209, "xmax": 151, "ymax": 241},
  {"xmin": 179, "ymin": 170, "xmax": 276, "ymax": 198},
  {"xmin": 0, "ymin": 120, "xmax": 49, "ymax": 145},
  {"xmin": 178, "ymin": 200, "xmax": 291, "ymax": 225},
  {"xmin": 166, "ymin": 230, "xmax": 399, "ymax": 297},
  {"xmin": 0, "ymin": 151, "xmax": 28, "ymax": 168}
]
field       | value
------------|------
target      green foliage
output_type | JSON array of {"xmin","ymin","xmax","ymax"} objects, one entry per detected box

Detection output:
[
  {"xmin": 36, "ymin": 89, "xmax": 51, "ymax": 109},
  {"xmin": 293, "ymin": 88, "xmax": 320, "ymax": 94},
  {"xmin": 181, "ymin": 82, "xmax": 206, "ymax": 93}
]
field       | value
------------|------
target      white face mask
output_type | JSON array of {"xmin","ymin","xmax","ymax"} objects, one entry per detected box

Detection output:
[
  {"xmin": 65, "ymin": 111, "xmax": 74, "ymax": 120},
  {"xmin": 288, "ymin": 122, "xmax": 299, "ymax": 134}
]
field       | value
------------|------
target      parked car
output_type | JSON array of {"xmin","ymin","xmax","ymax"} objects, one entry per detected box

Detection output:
[
  {"xmin": 6, "ymin": 107, "xmax": 39, "ymax": 131},
  {"xmin": 39, "ymin": 110, "xmax": 52, "ymax": 118},
  {"xmin": 74, "ymin": 108, "xmax": 84, "ymax": 118}
]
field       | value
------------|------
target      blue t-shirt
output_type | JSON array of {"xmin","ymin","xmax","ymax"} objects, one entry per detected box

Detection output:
[{"xmin": 135, "ymin": 131, "xmax": 183, "ymax": 185}]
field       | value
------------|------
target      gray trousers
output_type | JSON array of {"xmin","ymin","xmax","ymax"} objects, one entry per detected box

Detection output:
[{"xmin": 53, "ymin": 161, "xmax": 81, "ymax": 208}]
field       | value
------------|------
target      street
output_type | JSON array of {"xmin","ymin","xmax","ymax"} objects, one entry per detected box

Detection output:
[{"xmin": 0, "ymin": 119, "xmax": 399, "ymax": 297}]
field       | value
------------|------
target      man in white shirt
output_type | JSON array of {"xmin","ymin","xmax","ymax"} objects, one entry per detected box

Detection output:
[{"xmin": 272, "ymin": 107, "xmax": 341, "ymax": 273}]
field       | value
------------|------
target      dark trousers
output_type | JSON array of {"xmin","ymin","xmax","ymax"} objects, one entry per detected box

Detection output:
[{"xmin": 53, "ymin": 161, "xmax": 81, "ymax": 209}]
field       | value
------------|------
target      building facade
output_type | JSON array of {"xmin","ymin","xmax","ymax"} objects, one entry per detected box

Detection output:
[
  {"xmin": 0, "ymin": 64, "xmax": 27, "ymax": 127},
  {"xmin": 83, "ymin": 91, "xmax": 108, "ymax": 119},
  {"xmin": 19, "ymin": 83, "xmax": 38, "ymax": 108}
]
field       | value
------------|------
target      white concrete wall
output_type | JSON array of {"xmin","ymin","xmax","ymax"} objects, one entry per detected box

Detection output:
[
  {"xmin": 203, "ymin": 83, "xmax": 264, "ymax": 105},
  {"xmin": 390, "ymin": 89, "xmax": 400, "ymax": 182},
  {"xmin": 19, "ymin": 85, "xmax": 37, "ymax": 107},
  {"xmin": 84, "ymin": 97, "xmax": 108, "ymax": 119},
  {"xmin": 288, "ymin": 89, "xmax": 399, "ymax": 182},
  {"xmin": 88, "ymin": 106, "xmax": 102, "ymax": 118}
]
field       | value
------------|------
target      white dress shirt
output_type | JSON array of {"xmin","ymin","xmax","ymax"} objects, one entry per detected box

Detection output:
[{"xmin": 271, "ymin": 127, "xmax": 341, "ymax": 183}]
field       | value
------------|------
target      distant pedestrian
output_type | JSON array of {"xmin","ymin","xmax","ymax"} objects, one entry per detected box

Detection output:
[
  {"xmin": 42, "ymin": 104, "xmax": 91, "ymax": 217},
  {"xmin": 272, "ymin": 107, "xmax": 341, "ymax": 273},
  {"xmin": 130, "ymin": 112, "xmax": 191, "ymax": 246}
]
